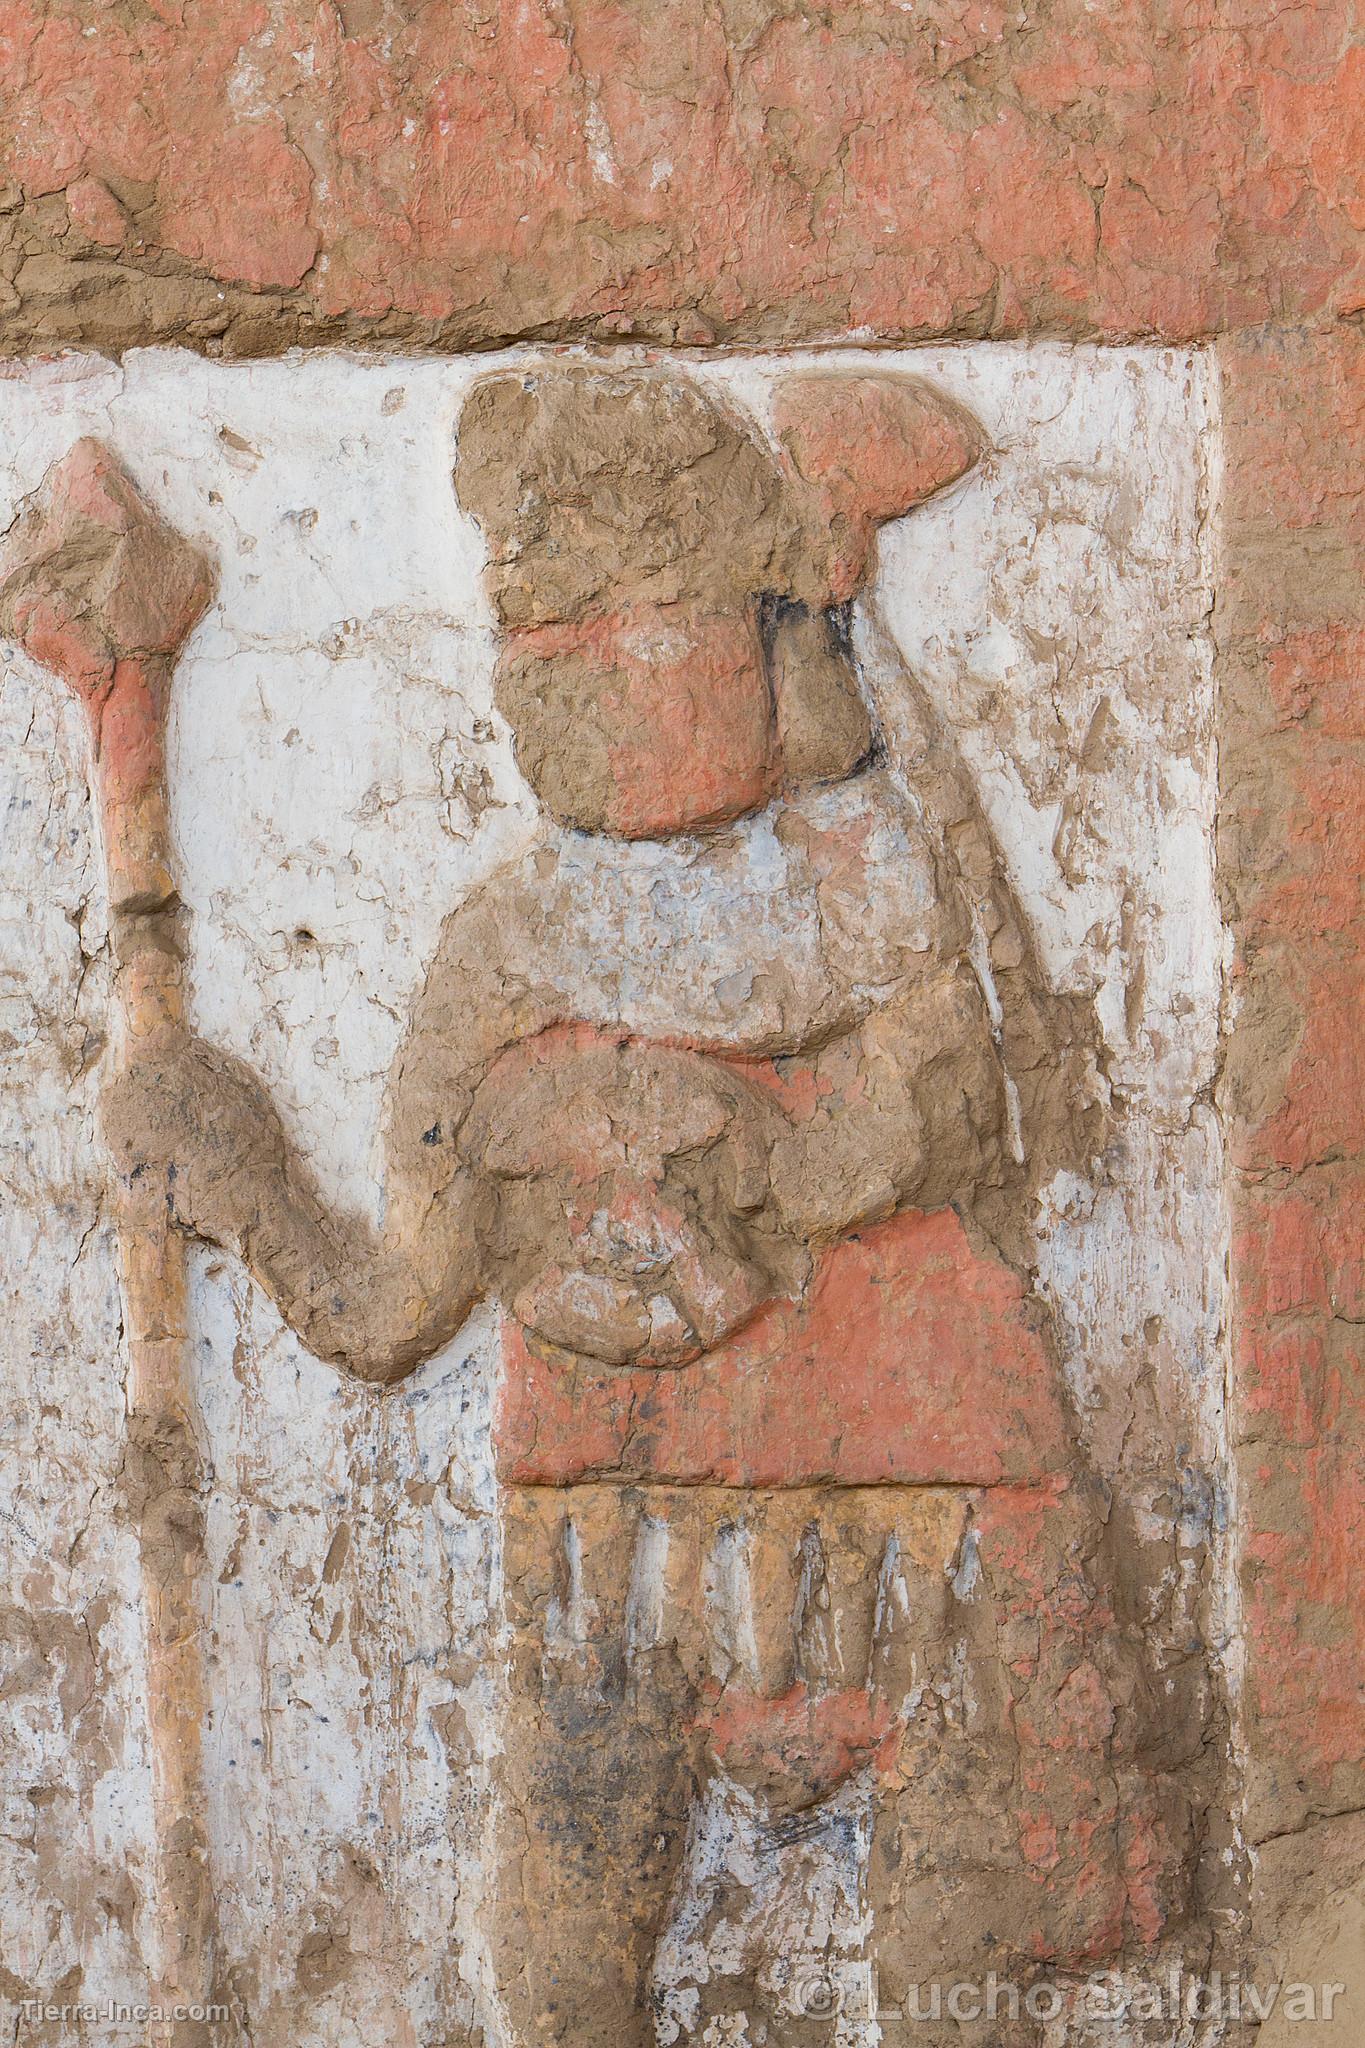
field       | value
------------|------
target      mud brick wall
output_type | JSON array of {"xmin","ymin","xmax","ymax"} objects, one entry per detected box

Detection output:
[
  {"xmin": 0, "ymin": 7, "xmax": 1360, "ymax": 2047},
  {"xmin": 1217, "ymin": 327, "xmax": 1364, "ymax": 1983},
  {"xmin": 0, "ymin": 3, "xmax": 1361, "ymax": 350}
]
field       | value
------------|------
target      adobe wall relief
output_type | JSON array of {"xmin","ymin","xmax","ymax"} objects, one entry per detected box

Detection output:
[{"xmin": 0, "ymin": 343, "xmax": 1227, "ymax": 2047}]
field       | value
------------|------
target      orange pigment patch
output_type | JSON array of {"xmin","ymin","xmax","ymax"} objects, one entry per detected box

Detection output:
[
  {"xmin": 775, "ymin": 375, "xmax": 983, "ymax": 599},
  {"xmin": 701, "ymin": 1683, "xmax": 899, "ymax": 1792},
  {"xmin": 3, "ymin": 4, "xmax": 1361, "ymax": 338},
  {"xmin": 510, "ymin": 608, "xmax": 775, "ymax": 837},
  {"xmin": 496, "ymin": 1207, "xmax": 1072, "ymax": 1486}
]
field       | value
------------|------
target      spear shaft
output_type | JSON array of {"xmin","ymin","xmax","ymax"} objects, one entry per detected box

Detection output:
[
  {"xmin": 1, "ymin": 447, "xmax": 217, "ymax": 2042},
  {"xmin": 109, "ymin": 741, "xmax": 215, "ymax": 2048}
]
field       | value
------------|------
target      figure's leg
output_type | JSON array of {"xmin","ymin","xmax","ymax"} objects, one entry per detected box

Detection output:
[
  {"xmin": 493, "ymin": 1489, "xmax": 704, "ymax": 2046},
  {"xmin": 491, "ymin": 1488, "xmax": 915, "ymax": 2047},
  {"xmin": 868, "ymin": 1476, "xmax": 1201, "ymax": 2007}
]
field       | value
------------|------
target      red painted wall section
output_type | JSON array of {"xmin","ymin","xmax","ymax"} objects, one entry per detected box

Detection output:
[
  {"xmin": 1, "ymin": 1, "xmax": 1361, "ymax": 341},
  {"xmin": 1219, "ymin": 326, "xmax": 1365, "ymax": 1842},
  {"xmin": 496, "ymin": 1206, "xmax": 1073, "ymax": 1486}
]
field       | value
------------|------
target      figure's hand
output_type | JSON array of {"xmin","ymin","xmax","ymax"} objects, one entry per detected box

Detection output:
[
  {"xmin": 101, "ymin": 1037, "xmax": 289, "ymax": 1248},
  {"xmin": 461, "ymin": 1031, "xmax": 807, "ymax": 1368},
  {"xmin": 103, "ymin": 1039, "xmax": 492, "ymax": 1387}
]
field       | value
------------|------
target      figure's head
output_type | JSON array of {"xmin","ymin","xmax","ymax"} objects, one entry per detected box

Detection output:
[{"xmin": 455, "ymin": 364, "xmax": 982, "ymax": 839}]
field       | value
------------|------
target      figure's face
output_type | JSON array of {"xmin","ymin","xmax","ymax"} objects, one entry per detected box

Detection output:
[{"xmin": 460, "ymin": 1030, "xmax": 807, "ymax": 1368}]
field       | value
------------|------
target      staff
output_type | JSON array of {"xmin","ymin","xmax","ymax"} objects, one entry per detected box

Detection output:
[{"xmin": 0, "ymin": 440, "xmax": 217, "ymax": 2045}]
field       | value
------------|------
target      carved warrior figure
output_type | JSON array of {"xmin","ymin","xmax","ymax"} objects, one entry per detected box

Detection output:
[
  {"xmin": 4, "ymin": 372, "xmax": 1197, "ymax": 2046},
  {"xmin": 99, "ymin": 367, "xmax": 1091, "ymax": 1382}
]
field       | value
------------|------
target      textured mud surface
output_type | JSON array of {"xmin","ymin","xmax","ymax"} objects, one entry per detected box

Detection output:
[
  {"xmin": 1217, "ymin": 328, "xmax": 1365, "ymax": 1871},
  {"xmin": 2, "ymin": 1, "xmax": 1362, "ymax": 2032},
  {"xmin": 0, "ymin": 345, "xmax": 1249, "ymax": 2044},
  {"xmin": 0, "ymin": 2, "xmax": 1361, "ymax": 356}
]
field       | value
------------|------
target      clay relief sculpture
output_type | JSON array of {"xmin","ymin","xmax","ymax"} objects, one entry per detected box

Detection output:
[{"xmin": 1, "ymin": 368, "xmax": 1207, "ymax": 2046}]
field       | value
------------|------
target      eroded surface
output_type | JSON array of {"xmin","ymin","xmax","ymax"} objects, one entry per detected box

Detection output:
[{"xmin": 0, "ymin": 343, "xmax": 1228, "ymax": 2045}]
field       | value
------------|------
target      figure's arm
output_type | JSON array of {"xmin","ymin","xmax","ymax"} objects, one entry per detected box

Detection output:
[
  {"xmin": 103, "ymin": 1040, "xmax": 486, "ymax": 1385},
  {"xmin": 760, "ymin": 961, "xmax": 1005, "ymax": 1244}
]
